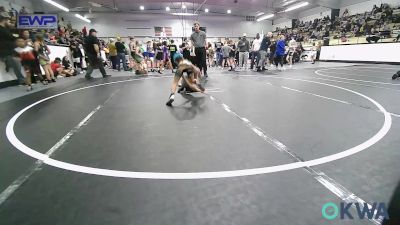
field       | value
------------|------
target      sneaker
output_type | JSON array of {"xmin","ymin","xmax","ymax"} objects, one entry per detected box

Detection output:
[
  {"xmin": 51, "ymin": 78, "xmax": 56, "ymax": 82},
  {"xmin": 392, "ymin": 72, "xmax": 399, "ymax": 80},
  {"xmin": 158, "ymin": 70, "xmax": 163, "ymax": 74},
  {"xmin": 103, "ymin": 75, "xmax": 111, "ymax": 78},
  {"xmin": 177, "ymin": 86, "xmax": 185, "ymax": 93},
  {"xmin": 166, "ymin": 94, "xmax": 175, "ymax": 106},
  {"xmin": 26, "ymin": 85, "xmax": 33, "ymax": 91},
  {"xmin": 85, "ymin": 76, "xmax": 93, "ymax": 80},
  {"xmin": 257, "ymin": 68, "xmax": 263, "ymax": 72}
]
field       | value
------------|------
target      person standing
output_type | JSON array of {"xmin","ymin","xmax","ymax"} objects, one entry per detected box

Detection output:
[
  {"xmin": 107, "ymin": 38, "xmax": 118, "ymax": 70},
  {"xmin": 237, "ymin": 33, "xmax": 250, "ymax": 70},
  {"xmin": 257, "ymin": 32, "xmax": 272, "ymax": 72},
  {"xmin": 275, "ymin": 35, "xmax": 286, "ymax": 70},
  {"xmin": 250, "ymin": 33, "xmax": 262, "ymax": 70},
  {"xmin": 34, "ymin": 34, "xmax": 56, "ymax": 82},
  {"xmin": 115, "ymin": 37, "xmax": 128, "ymax": 71},
  {"xmin": 190, "ymin": 21, "xmax": 208, "ymax": 77},
  {"xmin": 0, "ymin": 12, "xmax": 25, "ymax": 85},
  {"xmin": 214, "ymin": 38, "xmax": 223, "ymax": 68},
  {"xmin": 287, "ymin": 36, "xmax": 297, "ymax": 68},
  {"xmin": 168, "ymin": 39, "xmax": 178, "ymax": 72},
  {"xmin": 84, "ymin": 29, "xmax": 110, "ymax": 79}
]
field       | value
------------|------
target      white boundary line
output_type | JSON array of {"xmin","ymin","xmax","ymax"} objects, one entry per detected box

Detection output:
[
  {"xmin": 316, "ymin": 69, "xmax": 400, "ymax": 86},
  {"xmin": 265, "ymin": 78, "xmax": 400, "ymax": 118},
  {"xmin": 314, "ymin": 70, "xmax": 392, "ymax": 80},
  {"xmin": 5, "ymin": 76, "xmax": 392, "ymax": 179},
  {"xmin": 0, "ymin": 88, "xmax": 121, "ymax": 205}
]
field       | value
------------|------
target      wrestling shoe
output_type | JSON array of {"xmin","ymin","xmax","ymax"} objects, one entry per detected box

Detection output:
[
  {"xmin": 392, "ymin": 72, "xmax": 400, "ymax": 80},
  {"xmin": 166, "ymin": 93, "xmax": 175, "ymax": 106}
]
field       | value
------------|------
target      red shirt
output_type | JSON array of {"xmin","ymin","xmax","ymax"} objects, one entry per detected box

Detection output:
[{"xmin": 51, "ymin": 62, "xmax": 61, "ymax": 73}]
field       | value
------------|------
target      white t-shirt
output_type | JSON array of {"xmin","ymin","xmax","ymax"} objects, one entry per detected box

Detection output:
[
  {"xmin": 252, "ymin": 38, "xmax": 262, "ymax": 51},
  {"xmin": 289, "ymin": 39, "xmax": 297, "ymax": 51}
]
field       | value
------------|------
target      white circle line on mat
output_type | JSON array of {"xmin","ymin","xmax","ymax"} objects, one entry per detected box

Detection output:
[{"xmin": 5, "ymin": 75, "xmax": 392, "ymax": 179}]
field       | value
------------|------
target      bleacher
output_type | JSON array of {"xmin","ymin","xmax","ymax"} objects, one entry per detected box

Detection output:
[{"xmin": 275, "ymin": 3, "xmax": 400, "ymax": 47}]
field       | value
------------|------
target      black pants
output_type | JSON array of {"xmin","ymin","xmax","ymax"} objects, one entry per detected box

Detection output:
[
  {"xmin": 250, "ymin": 51, "xmax": 260, "ymax": 69},
  {"xmin": 85, "ymin": 54, "xmax": 106, "ymax": 78},
  {"xmin": 194, "ymin": 47, "xmax": 207, "ymax": 74},
  {"xmin": 170, "ymin": 52, "xmax": 177, "ymax": 69},
  {"xmin": 366, "ymin": 36, "xmax": 380, "ymax": 43},
  {"xmin": 275, "ymin": 55, "xmax": 284, "ymax": 67}
]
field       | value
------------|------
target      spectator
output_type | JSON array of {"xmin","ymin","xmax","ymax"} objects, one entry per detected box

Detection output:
[
  {"xmin": 237, "ymin": 33, "xmax": 250, "ymax": 70},
  {"xmin": 14, "ymin": 37, "xmax": 36, "ymax": 91},
  {"xmin": 115, "ymin": 37, "xmax": 128, "ymax": 71},
  {"xmin": 107, "ymin": 38, "xmax": 118, "ymax": 70},
  {"xmin": 250, "ymin": 33, "xmax": 262, "ymax": 70},
  {"xmin": 0, "ymin": 11, "xmax": 25, "ymax": 85},
  {"xmin": 51, "ymin": 57, "xmax": 75, "ymax": 77},
  {"xmin": 34, "ymin": 34, "xmax": 56, "ymax": 82},
  {"xmin": 70, "ymin": 42, "xmax": 83, "ymax": 72},
  {"xmin": 275, "ymin": 35, "xmax": 286, "ymax": 70},
  {"xmin": 83, "ymin": 28, "xmax": 109, "ymax": 79},
  {"xmin": 257, "ymin": 32, "xmax": 272, "ymax": 72}
]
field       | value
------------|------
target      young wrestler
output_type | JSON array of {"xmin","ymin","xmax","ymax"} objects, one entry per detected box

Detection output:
[{"xmin": 166, "ymin": 53, "xmax": 205, "ymax": 106}]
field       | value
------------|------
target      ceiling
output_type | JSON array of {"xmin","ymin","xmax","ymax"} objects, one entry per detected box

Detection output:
[{"xmin": 35, "ymin": 0, "xmax": 343, "ymax": 18}]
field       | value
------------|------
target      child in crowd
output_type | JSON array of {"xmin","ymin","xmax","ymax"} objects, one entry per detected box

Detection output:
[
  {"xmin": 15, "ymin": 37, "xmax": 36, "ymax": 91},
  {"xmin": 51, "ymin": 57, "xmax": 76, "ymax": 77}
]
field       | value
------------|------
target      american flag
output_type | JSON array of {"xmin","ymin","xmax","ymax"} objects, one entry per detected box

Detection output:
[{"xmin": 154, "ymin": 27, "xmax": 172, "ymax": 37}]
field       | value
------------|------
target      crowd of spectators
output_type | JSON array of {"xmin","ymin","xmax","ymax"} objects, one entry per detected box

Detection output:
[{"xmin": 273, "ymin": 3, "xmax": 400, "ymax": 45}]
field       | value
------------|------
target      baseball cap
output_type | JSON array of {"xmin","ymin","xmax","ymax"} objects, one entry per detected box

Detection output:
[
  {"xmin": 89, "ymin": 28, "xmax": 97, "ymax": 33},
  {"xmin": 242, "ymin": 33, "xmax": 247, "ymax": 37}
]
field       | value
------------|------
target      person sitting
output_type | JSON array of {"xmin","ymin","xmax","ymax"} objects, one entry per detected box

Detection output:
[
  {"xmin": 366, "ymin": 27, "xmax": 381, "ymax": 43},
  {"xmin": 51, "ymin": 57, "xmax": 75, "ymax": 77}
]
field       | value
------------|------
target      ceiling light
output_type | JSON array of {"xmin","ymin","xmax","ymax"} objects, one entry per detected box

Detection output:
[
  {"xmin": 282, "ymin": 0, "xmax": 298, "ymax": 7},
  {"xmin": 182, "ymin": 5, "xmax": 186, "ymax": 9},
  {"xmin": 284, "ymin": 2, "xmax": 309, "ymax": 12},
  {"xmin": 256, "ymin": 12, "xmax": 265, "ymax": 17},
  {"xmin": 75, "ymin": 14, "xmax": 91, "ymax": 23},
  {"xmin": 227, "ymin": 9, "xmax": 231, "ymax": 14},
  {"xmin": 166, "ymin": 6, "xmax": 170, "ymax": 11},
  {"xmin": 140, "ymin": 5, "xmax": 144, "ymax": 10},
  {"xmin": 172, "ymin": 12, "xmax": 197, "ymax": 16},
  {"xmin": 256, "ymin": 13, "xmax": 274, "ymax": 22},
  {"xmin": 205, "ymin": 8, "xmax": 209, "ymax": 13},
  {"xmin": 43, "ymin": 0, "xmax": 69, "ymax": 12}
]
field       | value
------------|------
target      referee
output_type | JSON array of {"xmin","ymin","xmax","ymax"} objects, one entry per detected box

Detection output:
[{"xmin": 190, "ymin": 21, "xmax": 208, "ymax": 77}]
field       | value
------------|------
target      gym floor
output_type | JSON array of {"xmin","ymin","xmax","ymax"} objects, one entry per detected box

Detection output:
[{"xmin": 0, "ymin": 62, "xmax": 399, "ymax": 225}]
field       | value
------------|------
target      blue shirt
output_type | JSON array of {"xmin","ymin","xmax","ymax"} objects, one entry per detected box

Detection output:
[{"xmin": 276, "ymin": 40, "xmax": 286, "ymax": 56}]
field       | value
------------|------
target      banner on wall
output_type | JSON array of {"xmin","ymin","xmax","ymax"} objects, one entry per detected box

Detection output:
[
  {"xmin": 154, "ymin": 27, "xmax": 172, "ymax": 37},
  {"xmin": 17, "ymin": 14, "xmax": 58, "ymax": 29}
]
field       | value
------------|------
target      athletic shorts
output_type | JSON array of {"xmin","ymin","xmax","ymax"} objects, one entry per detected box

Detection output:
[
  {"xmin": 143, "ymin": 52, "xmax": 149, "ymax": 58},
  {"xmin": 133, "ymin": 54, "xmax": 143, "ymax": 63},
  {"xmin": 39, "ymin": 59, "xmax": 50, "ymax": 66},
  {"xmin": 148, "ymin": 53, "xmax": 155, "ymax": 58},
  {"xmin": 156, "ymin": 52, "xmax": 163, "ymax": 61},
  {"xmin": 21, "ymin": 60, "xmax": 36, "ymax": 71}
]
